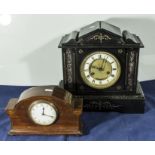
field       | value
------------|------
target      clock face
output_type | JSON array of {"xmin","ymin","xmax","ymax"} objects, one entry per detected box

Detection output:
[
  {"xmin": 29, "ymin": 100, "xmax": 58, "ymax": 126},
  {"xmin": 80, "ymin": 51, "xmax": 121, "ymax": 89}
]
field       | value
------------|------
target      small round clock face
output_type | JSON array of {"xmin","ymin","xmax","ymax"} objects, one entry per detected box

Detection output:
[
  {"xmin": 80, "ymin": 51, "xmax": 121, "ymax": 89},
  {"xmin": 29, "ymin": 100, "xmax": 58, "ymax": 126}
]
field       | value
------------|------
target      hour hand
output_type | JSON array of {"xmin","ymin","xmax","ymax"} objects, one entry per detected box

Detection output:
[
  {"xmin": 91, "ymin": 66, "xmax": 97, "ymax": 69},
  {"xmin": 42, "ymin": 108, "xmax": 53, "ymax": 117},
  {"xmin": 42, "ymin": 107, "xmax": 45, "ymax": 115},
  {"xmin": 91, "ymin": 66, "xmax": 100, "ymax": 70}
]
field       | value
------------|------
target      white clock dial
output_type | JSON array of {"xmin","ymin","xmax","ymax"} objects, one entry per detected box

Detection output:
[
  {"xmin": 29, "ymin": 100, "xmax": 58, "ymax": 126},
  {"xmin": 80, "ymin": 51, "xmax": 121, "ymax": 89}
]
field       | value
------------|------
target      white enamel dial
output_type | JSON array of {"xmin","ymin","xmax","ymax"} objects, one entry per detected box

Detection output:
[
  {"xmin": 29, "ymin": 100, "xmax": 58, "ymax": 126},
  {"xmin": 80, "ymin": 51, "xmax": 121, "ymax": 89}
]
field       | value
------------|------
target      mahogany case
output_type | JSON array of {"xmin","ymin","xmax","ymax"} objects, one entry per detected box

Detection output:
[{"xmin": 5, "ymin": 86, "xmax": 83, "ymax": 135}]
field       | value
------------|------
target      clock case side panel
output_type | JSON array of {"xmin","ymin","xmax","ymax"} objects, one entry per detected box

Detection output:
[
  {"xmin": 125, "ymin": 48, "xmax": 140, "ymax": 93},
  {"xmin": 62, "ymin": 48, "xmax": 77, "ymax": 94}
]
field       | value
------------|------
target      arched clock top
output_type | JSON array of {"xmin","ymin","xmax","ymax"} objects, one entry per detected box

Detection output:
[{"xmin": 17, "ymin": 86, "xmax": 73, "ymax": 106}]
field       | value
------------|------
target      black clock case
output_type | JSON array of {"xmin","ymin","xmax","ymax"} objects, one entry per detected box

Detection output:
[
  {"xmin": 59, "ymin": 80, "xmax": 144, "ymax": 113},
  {"xmin": 59, "ymin": 21, "xmax": 145, "ymax": 113}
]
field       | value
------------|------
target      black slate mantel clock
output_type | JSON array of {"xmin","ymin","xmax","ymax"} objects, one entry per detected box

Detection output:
[{"xmin": 59, "ymin": 21, "xmax": 145, "ymax": 113}]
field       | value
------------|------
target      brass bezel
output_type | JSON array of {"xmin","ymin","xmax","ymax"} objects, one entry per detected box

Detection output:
[
  {"xmin": 80, "ymin": 51, "xmax": 121, "ymax": 89},
  {"xmin": 28, "ymin": 100, "xmax": 58, "ymax": 126}
]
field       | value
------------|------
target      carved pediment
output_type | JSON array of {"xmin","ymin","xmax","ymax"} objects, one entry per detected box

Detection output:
[
  {"xmin": 58, "ymin": 21, "xmax": 144, "ymax": 48},
  {"xmin": 78, "ymin": 21, "xmax": 122, "ymax": 44},
  {"xmin": 89, "ymin": 33, "xmax": 112, "ymax": 41},
  {"xmin": 78, "ymin": 30, "xmax": 121, "ymax": 44}
]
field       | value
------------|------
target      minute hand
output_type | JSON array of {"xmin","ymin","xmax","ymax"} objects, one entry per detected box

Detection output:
[
  {"xmin": 43, "ymin": 113, "xmax": 54, "ymax": 118},
  {"xmin": 100, "ymin": 59, "xmax": 104, "ymax": 68},
  {"xmin": 102, "ymin": 58, "xmax": 108, "ymax": 70}
]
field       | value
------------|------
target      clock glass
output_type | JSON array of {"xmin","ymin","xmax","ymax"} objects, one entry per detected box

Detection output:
[
  {"xmin": 29, "ymin": 100, "xmax": 58, "ymax": 126},
  {"xmin": 80, "ymin": 51, "xmax": 121, "ymax": 89}
]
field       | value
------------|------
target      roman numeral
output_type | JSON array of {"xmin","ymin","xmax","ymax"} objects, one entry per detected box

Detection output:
[
  {"xmin": 98, "ymin": 55, "xmax": 102, "ymax": 59},
  {"xmin": 84, "ymin": 69, "xmax": 89, "ymax": 71},
  {"xmin": 90, "ymin": 72, "xmax": 95, "ymax": 76},
  {"xmin": 92, "ymin": 80, "xmax": 95, "ymax": 83},
  {"xmin": 92, "ymin": 66, "xmax": 96, "ymax": 69},
  {"xmin": 87, "ymin": 75, "xmax": 90, "ymax": 78}
]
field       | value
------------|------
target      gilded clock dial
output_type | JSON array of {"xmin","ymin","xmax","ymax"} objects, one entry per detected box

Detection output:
[
  {"xmin": 80, "ymin": 51, "xmax": 121, "ymax": 89},
  {"xmin": 29, "ymin": 100, "xmax": 58, "ymax": 126}
]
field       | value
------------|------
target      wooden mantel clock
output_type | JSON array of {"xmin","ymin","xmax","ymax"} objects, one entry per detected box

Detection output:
[
  {"xmin": 59, "ymin": 21, "xmax": 145, "ymax": 113},
  {"xmin": 5, "ymin": 86, "xmax": 83, "ymax": 135}
]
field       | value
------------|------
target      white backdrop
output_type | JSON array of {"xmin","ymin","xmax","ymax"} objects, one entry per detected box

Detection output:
[{"xmin": 0, "ymin": 14, "xmax": 154, "ymax": 85}]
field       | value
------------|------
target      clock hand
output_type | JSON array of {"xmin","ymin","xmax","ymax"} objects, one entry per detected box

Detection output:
[
  {"xmin": 41, "ymin": 107, "xmax": 54, "ymax": 117},
  {"xmin": 43, "ymin": 113, "xmax": 54, "ymax": 118},
  {"xmin": 42, "ymin": 107, "xmax": 45, "ymax": 115},
  {"xmin": 98, "ymin": 59, "xmax": 106, "ymax": 71},
  {"xmin": 92, "ymin": 66, "xmax": 100, "ymax": 70},
  {"xmin": 92, "ymin": 66, "xmax": 97, "ymax": 69},
  {"xmin": 102, "ymin": 57, "xmax": 108, "ymax": 71},
  {"xmin": 103, "ymin": 60, "xmax": 107, "ymax": 70},
  {"xmin": 100, "ymin": 59, "xmax": 105, "ymax": 68}
]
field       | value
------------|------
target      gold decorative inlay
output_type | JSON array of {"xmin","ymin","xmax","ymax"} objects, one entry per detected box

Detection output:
[{"xmin": 90, "ymin": 33, "xmax": 112, "ymax": 42}]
